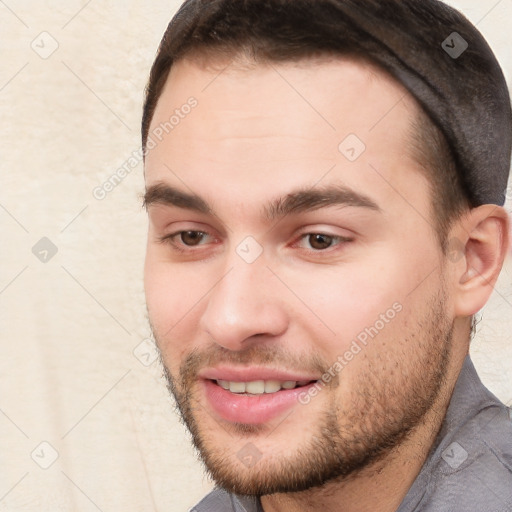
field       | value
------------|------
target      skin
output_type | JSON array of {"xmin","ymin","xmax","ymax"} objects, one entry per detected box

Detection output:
[{"xmin": 143, "ymin": 55, "xmax": 509, "ymax": 512}]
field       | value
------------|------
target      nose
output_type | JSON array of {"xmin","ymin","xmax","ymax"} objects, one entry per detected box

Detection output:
[{"xmin": 199, "ymin": 256, "xmax": 289, "ymax": 351}]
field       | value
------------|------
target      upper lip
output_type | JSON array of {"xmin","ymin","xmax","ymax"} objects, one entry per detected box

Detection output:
[{"xmin": 198, "ymin": 366, "xmax": 320, "ymax": 382}]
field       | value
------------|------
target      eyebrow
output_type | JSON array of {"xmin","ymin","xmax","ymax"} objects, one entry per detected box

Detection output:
[
  {"xmin": 143, "ymin": 183, "xmax": 211, "ymax": 214},
  {"xmin": 263, "ymin": 185, "xmax": 381, "ymax": 221},
  {"xmin": 143, "ymin": 182, "xmax": 381, "ymax": 220}
]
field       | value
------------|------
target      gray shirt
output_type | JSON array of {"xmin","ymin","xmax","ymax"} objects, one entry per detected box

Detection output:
[{"xmin": 191, "ymin": 356, "xmax": 512, "ymax": 511}]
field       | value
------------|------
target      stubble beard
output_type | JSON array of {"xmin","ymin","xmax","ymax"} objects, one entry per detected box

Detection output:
[{"xmin": 155, "ymin": 287, "xmax": 453, "ymax": 496}]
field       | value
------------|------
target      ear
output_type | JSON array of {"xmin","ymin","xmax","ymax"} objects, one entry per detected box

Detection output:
[{"xmin": 448, "ymin": 205, "xmax": 510, "ymax": 317}]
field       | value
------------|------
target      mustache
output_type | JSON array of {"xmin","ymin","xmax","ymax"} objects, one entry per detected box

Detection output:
[{"xmin": 173, "ymin": 344, "xmax": 329, "ymax": 385}]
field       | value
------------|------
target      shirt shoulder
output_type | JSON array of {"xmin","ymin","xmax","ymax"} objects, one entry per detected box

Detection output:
[
  {"xmin": 398, "ymin": 357, "xmax": 512, "ymax": 512},
  {"xmin": 417, "ymin": 403, "xmax": 512, "ymax": 512},
  {"xmin": 191, "ymin": 488, "xmax": 261, "ymax": 512}
]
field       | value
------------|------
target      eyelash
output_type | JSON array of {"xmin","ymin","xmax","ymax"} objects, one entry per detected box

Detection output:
[
  {"xmin": 158, "ymin": 231, "xmax": 214, "ymax": 253},
  {"xmin": 293, "ymin": 233, "xmax": 352, "ymax": 251},
  {"xmin": 158, "ymin": 230, "xmax": 352, "ymax": 254}
]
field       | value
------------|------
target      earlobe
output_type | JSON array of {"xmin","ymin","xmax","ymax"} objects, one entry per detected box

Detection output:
[{"xmin": 452, "ymin": 205, "xmax": 510, "ymax": 316}]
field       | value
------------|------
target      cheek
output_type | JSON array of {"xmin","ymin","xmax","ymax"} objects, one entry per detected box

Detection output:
[
  {"xmin": 285, "ymin": 250, "xmax": 437, "ymax": 357},
  {"xmin": 281, "ymin": 260, "xmax": 399, "ymax": 336},
  {"xmin": 144, "ymin": 256, "xmax": 208, "ymax": 358}
]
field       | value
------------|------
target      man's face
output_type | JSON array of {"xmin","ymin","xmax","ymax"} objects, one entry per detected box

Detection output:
[{"xmin": 144, "ymin": 56, "xmax": 455, "ymax": 494}]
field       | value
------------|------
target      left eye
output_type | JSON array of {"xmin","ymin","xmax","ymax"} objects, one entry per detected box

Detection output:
[
  {"xmin": 178, "ymin": 231, "xmax": 208, "ymax": 246},
  {"xmin": 298, "ymin": 233, "xmax": 349, "ymax": 251}
]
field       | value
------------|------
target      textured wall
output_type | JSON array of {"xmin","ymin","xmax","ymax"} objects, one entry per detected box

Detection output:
[{"xmin": 0, "ymin": 1, "xmax": 511, "ymax": 510}]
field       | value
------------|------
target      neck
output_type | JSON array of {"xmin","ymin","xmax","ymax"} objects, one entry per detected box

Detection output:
[{"xmin": 260, "ymin": 349, "xmax": 468, "ymax": 512}]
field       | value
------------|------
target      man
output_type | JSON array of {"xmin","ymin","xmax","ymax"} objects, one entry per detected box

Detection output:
[{"xmin": 141, "ymin": 0, "xmax": 512, "ymax": 510}]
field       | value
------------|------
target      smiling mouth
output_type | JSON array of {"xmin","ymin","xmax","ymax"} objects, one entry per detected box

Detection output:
[
  {"xmin": 212, "ymin": 379, "xmax": 317, "ymax": 395},
  {"xmin": 202, "ymin": 377, "xmax": 320, "ymax": 424}
]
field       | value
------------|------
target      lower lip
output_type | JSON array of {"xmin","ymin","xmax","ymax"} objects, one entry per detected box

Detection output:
[{"xmin": 202, "ymin": 379, "xmax": 317, "ymax": 424}]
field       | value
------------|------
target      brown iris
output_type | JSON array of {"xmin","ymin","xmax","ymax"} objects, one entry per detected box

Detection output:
[
  {"xmin": 308, "ymin": 234, "xmax": 334, "ymax": 250},
  {"xmin": 180, "ymin": 231, "xmax": 205, "ymax": 246}
]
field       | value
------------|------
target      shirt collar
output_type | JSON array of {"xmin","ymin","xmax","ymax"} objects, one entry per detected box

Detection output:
[{"xmin": 397, "ymin": 354, "xmax": 503, "ymax": 511}]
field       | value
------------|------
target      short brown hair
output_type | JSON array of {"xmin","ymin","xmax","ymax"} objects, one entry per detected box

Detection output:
[{"xmin": 142, "ymin": 0, "xmax": 511, "ymax": 245}]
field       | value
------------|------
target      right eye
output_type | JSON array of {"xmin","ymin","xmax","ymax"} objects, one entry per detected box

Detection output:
[{"xmin": 160, "ymin": 230, "xmax": 212, "ymax": 248}]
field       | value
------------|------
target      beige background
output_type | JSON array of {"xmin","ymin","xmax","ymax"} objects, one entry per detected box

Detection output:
[{"xmin": 0, "ymin": 1, "xmax": 511, "ymax": 511}]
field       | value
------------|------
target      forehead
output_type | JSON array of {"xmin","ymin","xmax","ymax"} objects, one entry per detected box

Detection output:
[{"xmin": 144, "ymin": 55, "xmax": 429, "ymax": 220}]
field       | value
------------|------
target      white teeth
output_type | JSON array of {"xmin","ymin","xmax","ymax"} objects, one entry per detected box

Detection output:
[
  {"xmin": 217, "ymin": 380, "xmax": 230, "ymax": 390},
  {"xmin": 215, "ymin": 379, "xmax": 313, "ymax": 394},
  {"xmin": 245, "ymin": 380, "xmax": 265, "ymax": 394},
  {"xmin": 264, "ymin": 380, "xmax": 282, "ymax": 393},
  {"xmin": 229, "ymin": 381, "xmax": 246, "ymax": 393}
]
